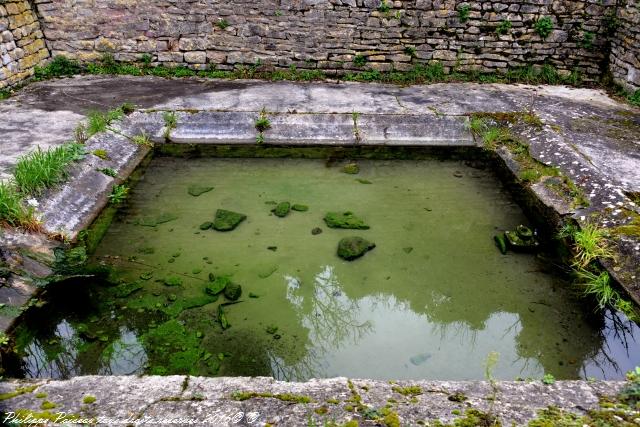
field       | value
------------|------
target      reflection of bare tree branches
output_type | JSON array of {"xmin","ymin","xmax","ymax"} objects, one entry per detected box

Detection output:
[
  {"xmin": 21, "ymin": 323, "xmax": 146, "ymax": 379},
  {"xmin": 280, "ymin": 266, "xmax": 374, "ymax": 380}
]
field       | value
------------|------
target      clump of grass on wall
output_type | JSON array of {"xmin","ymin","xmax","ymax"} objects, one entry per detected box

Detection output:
[
  {"xmin": 13, "ymin": 143, "xmax": 85, "ymax": 195},
  {"xmin": 0, "ymin": 182, "xmax": 33, "ymax": 227}
]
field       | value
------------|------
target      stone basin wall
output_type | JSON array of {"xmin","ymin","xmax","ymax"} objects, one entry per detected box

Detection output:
[{"xmin": 0, "ymin": 0, "xmax": 49, "ymax": 89}]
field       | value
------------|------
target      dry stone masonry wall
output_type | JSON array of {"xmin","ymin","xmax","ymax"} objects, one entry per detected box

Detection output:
[
  {"xmin": 0, "ymin": 1, "xmax": 638, "ymax": 93},
  {"xmin": 610, "ymin": 0, "xmax": 640, "ymax": 91},
  {"xmin": 35, "ymin": 0, "xmax": 617, "ymax": 78},
  {"xmin": 0, "ymin": 0, "xmax": 49, "ymax": 89}
]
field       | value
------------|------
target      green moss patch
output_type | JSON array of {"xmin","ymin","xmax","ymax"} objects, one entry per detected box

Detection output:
[
  {"xmin": 213, "ymin": 209, "xmax": 247, "ymax": 231},
  {"xmin": 324, "ymin": 212, "xmax": 370, "ymax": 230},
  {"xmin": 337, "ymin": 237, "xmax": 376, "ymax": 261},
  {"xmin": 188, "ymin": 185, "xmax": 214, "ymax": 197}
]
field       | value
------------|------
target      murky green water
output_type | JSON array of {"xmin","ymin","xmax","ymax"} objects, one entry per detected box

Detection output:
[{"xmin": 10, "ymin": 158, "xmax": 640, "ymax": 380}]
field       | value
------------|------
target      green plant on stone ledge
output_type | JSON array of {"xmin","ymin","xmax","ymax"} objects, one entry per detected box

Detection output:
[
  {"xmin": 162, "ymin": 111, "xmax": 177, "ymax": 139},
  {"xmin": 580, "ymin": 31, "xmax": 595, "ymax": 49},
  {"xmin": 131, "ymin": 133, "xmax": 153, "ymax": 147},
  {"xmin": 542, "ymin": 373, "xmax": 556, "ymax": 385},
  {"xmin": 458, "ymin": 4, "xmax": 470, "ymax": 23},
  {"xmin": 217, "ymin": 19, "xmax": 229, "ymax": 30},
  {"xmin": 108, "ymin": 184, "xmax": 129, "ymax": 205},
  {"xmin": 14, "ymin": 143, "xmax": 86, "ymax": 195},
  {"xmin": 0, "ymin": 182, "xmax": 34, "ymax": 228},
  {"xmin": 534, "ymin": 17, "xmax": 554, "ymax": 39},
  {"xmin": 404, "ymin": 46, "xmax": 417, "ymax": 58}
]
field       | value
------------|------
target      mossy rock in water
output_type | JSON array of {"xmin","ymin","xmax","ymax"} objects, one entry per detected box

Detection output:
[
  {"xmin": 272, "ymin": 202, "xmax": 291, "ymax": 218},
  {"xmin": 337, "ymin": 237, "xmax": 376, "ymax": 261},
  {"xmin": 292, "ymin": 204, "xmax": 309, "ymax": 212},
  {"xmin": 213, "ymin": 209, "xmax": 246, "ymax": 231},
  {"xmin": 224, "ymin": 282, "xmax": 242, "ymax": 301},
  {"xmin": 199, "ymin": 221, "xmax": 213, "ymax": 230},
  {"xmin": 188, "ymin": 185, "xmax": 214, "ymax": 197},
  {"xmin": 205, "ymin": 276, "xmax": 230, "ymax": 295},
  {"xmin": 343, "ymin": 162, "xmax": 359, "ymax": 174},
  {"xmin": 324, "ymin": 211, "xmax": 369, "ymax": 230},
  {"xmin": 164, "ymin": 276, "xmax": 183, "ymax": 286},
  {"xmin": 141, "ymin": 319, "xmax": 204, "ymax": 375}
]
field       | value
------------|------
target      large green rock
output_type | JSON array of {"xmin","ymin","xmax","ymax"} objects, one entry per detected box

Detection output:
[
  {"xmin": 337, "ymin": 237, "xmax": 376, "ymax": 261},
  {"xmin": 213, "ymin": 209, "xmax": 246, "ymax": 231},
  {"xmin": 324, "ymin": 211, "xmax": 369, "ymax": 230},
  {"xmin": 205, "ymin": 276, "xmax": 230, "ymax": 295}
]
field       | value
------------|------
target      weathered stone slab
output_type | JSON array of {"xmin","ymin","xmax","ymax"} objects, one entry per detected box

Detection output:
[
  {"xmin": 168, "ymin": 111, "xmax": 256, "ymax": 144},
  {"xmin": 0, "ymin": 376, "xmax": 628, "ymax": 426}
]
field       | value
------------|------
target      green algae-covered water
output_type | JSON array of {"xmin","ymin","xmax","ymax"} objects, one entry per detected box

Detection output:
[{"xmin": 10, "ymin": 157, "xmax": 640, "ymax": 380}]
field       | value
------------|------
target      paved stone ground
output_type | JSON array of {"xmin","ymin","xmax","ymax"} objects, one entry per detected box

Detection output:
[
  {"xmin": 0, "ymin": 376, "xmax": 630, "ymax": 426},
  {"xmin": 0, "ymin": 77, "xmax": 639, "ymax": 425}
]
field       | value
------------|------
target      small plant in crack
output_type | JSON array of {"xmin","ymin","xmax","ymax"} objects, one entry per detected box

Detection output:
[
  {"xmin": 109, "ymin": 184, "xmax": 129, "ymax": 205},
  {"xmin": 74, "ymin": 123, "xmax": 88, "ymax": 144},
  {"xmin": 255, "ymin": 108, "xmax": 271, "ymax": 144},
  {"xmin": 352, "ymin": 111, "xmax": 362, "ymax": 143},
  {"xmin": 97, "ymin": 167, "xmax": 117, "ymax": 177},
  {"xmin": 132, "ymin": 133, "xmax": 153, "ymax": 147},
  {"xmin": 162, "ymin": 111, "xmax": 177, "ymax": 139},
  {"xmin": 353, "ymin": 54, "xmax": 367, "ymax": 67}
]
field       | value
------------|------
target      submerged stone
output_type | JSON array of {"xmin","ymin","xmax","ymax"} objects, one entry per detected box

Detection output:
[
  {"xmin": 292, "ymin": 204, "xmax": 309, "ymax": 212},
  {"xmin": 224, "ymin": 282, "xmax": 242, "ymax": 301},
  {"xmin": 188, "ymin": 185, "xmax": 214, "ymax": 197},
  {"xmin": 164, "ymin": 276, "xmax": 183, "ymax": 286},
  {"xmin": 324, "ymin": 211, "xmax": 370, "ymax": 230},
  {"xmin": 504, "ymin": 229, "xmax": 539, "ymax": 252},
  {"xmin": 272, "ymin": 202, "xmax": 291, "ymax": 217},
  {"xmin": 134, "ymin": 213, "xmax": 178, "ymax": 227},
  {"xmin": 337, "ymin": 237, "xmax": 376, "ymax": 261},
  {"xmin": 113, "ymin": 282, "xmax": 143, "ymax": 298},
  {"xmin": 311, "ymin": 227, "xmax": 323, "ymax": 235},
  {"xmin": 343, "ymin": 162, "xmax": 359, "ymax": 174},
  {"xmin": 213, "ymin": 209, "xmax": 247, "ymax": 231},
  {"xmin": 199, "ymin": 221, "xmax": 213, "ymax": 230},
  {"xmin": 205, "ymin": 276, "xmax": 230, "ymax": 295}
]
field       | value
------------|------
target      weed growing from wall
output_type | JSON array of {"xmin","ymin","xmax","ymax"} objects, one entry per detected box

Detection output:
[{"xmin": 534, "ymin": 17, "xmax": 554, "ymax": 38}]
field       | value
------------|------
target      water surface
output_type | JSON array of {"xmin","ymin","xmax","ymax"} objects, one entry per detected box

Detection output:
[{"xmin": 10, "ymin": 158, "xmax": 640, "ymax": 380}]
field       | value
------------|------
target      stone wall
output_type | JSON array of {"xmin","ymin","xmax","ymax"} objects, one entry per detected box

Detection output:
[
  {"xmin": 610, "ymin": 0, "xmax": 640, "ymax": 92},
  {"xmin": 0, "ymin": 0, "xmax": 49, "ymax": 89},
  {"xmin": 34, "ymin": 0, "xmax": 615, "ymax": 79}
]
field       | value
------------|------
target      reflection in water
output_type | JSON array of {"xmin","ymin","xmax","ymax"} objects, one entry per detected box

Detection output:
[{"xmin": 6, "ymin": 158, "xmax": 640, "ymax": 381}]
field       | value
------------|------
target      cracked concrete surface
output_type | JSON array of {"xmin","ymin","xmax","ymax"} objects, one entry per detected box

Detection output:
[{"xmin": 0, "ymin": 376, "xmax": 629, "ymax": 426}]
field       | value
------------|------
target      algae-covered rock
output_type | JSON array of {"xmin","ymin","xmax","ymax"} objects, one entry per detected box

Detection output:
[
  {"xmin": 324, "ymin": 211, "xmax": 370, "ymax": 230},
  {"xmin": 292, "ymin": 204, "xmax": 309, "ymax": 212},
  {"xmin": 164, "ymin": 276, "xmax": 183, "ymax": 286},
  {"xmin": 205, "ymin": 276, "xmax": 230, "ymax": 295},
  {"xmin": 311, "ymin": 227, "xmax": 323, "ymax": 235},
  {"xmin": 188, "ymin": 185, "xmax": 214, "ymax": 197},
  {"xmin": 272, "ymin": 202, "xmax": 291, "ymax": 218},
  {"xmin": 343, "ymin": 162, "xmax": 360, "ymax": 174},
  {"xmin": 199, "ymin": 221, "xmax": 213, "ymax": 230},
  {"xmin": 494, "ymin": 234, "xmax": 507, "ymax": 255},
  {"xmin": 213, "ymin": 209, "xmax": 247, "ymax": 231},
  {"xmin": 224, "ymin": 282, "xmax": 242, "ymax": 301},
  {"xmin": 113, "ymin": 282, "xmax": 143, "ymax": 298},
  {"xmin": 337, "ymin": 237, "xmax": 376, "ymax": 261}
]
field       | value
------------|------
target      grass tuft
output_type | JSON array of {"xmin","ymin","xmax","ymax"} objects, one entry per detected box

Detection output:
[
  {"xmin": 0, "ymin": 182, "xmax": 34, "ymax": 227},
  {"xmin": 571, "ymin": 223, "xmax": 614, "ymax": 267},
  {"xmin": 14, "ymin": 143, "xmax": 85, "ymax": 194}
]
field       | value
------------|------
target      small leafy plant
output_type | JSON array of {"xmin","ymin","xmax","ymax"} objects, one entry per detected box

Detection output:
[
  {"xmin": 534, "ymin": 17, "xmax": 554, "ymax": 38},
  {"xmin": 97, "ymin": 167, "xmax": 117, "ymax": 177},
  {"xmin": 404, "ymin": 46, "xmax": 417, "ymax": 58},
  {"xmin": 458, "ymin": 4, "xmax": 470, "ymax": 23},
  {"xmin": 217, "ymin": 19, "xmax": 229, "ymax": 29},
  {"xmin": 542, "ymin": 373, "xmax": 556, "ymax": 385},
  {"xmin": 580, "ymin": 31, "xmax": 594, "ymax": 49},
  {"xmin": 162, "ymin": 111, "xmax": 178, "ymax": 139},
  {"xmin": 255, "ymin": 108, "xmax": 271, "ymax": 132},
  {"xmin": 353, "ymin": 54, "xmax": 367, "ymax": 67},
  {"xmin": 496, "ymin": 20, "xmax": 512, "ymax": 35},
  {"xmin": 377, "ymin": 0, "xmax": 390, "ymax": 13},
  {"xmin": 108, "ymin": 184, "xmax": 129, "ymax": 205},
  {"xmin": 0, "ymin": 182, "xmax": 34, "ymax": 227},
  {"xmin": 87, "ymin": 106, "xmax": 126, "ymax": 135}
]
